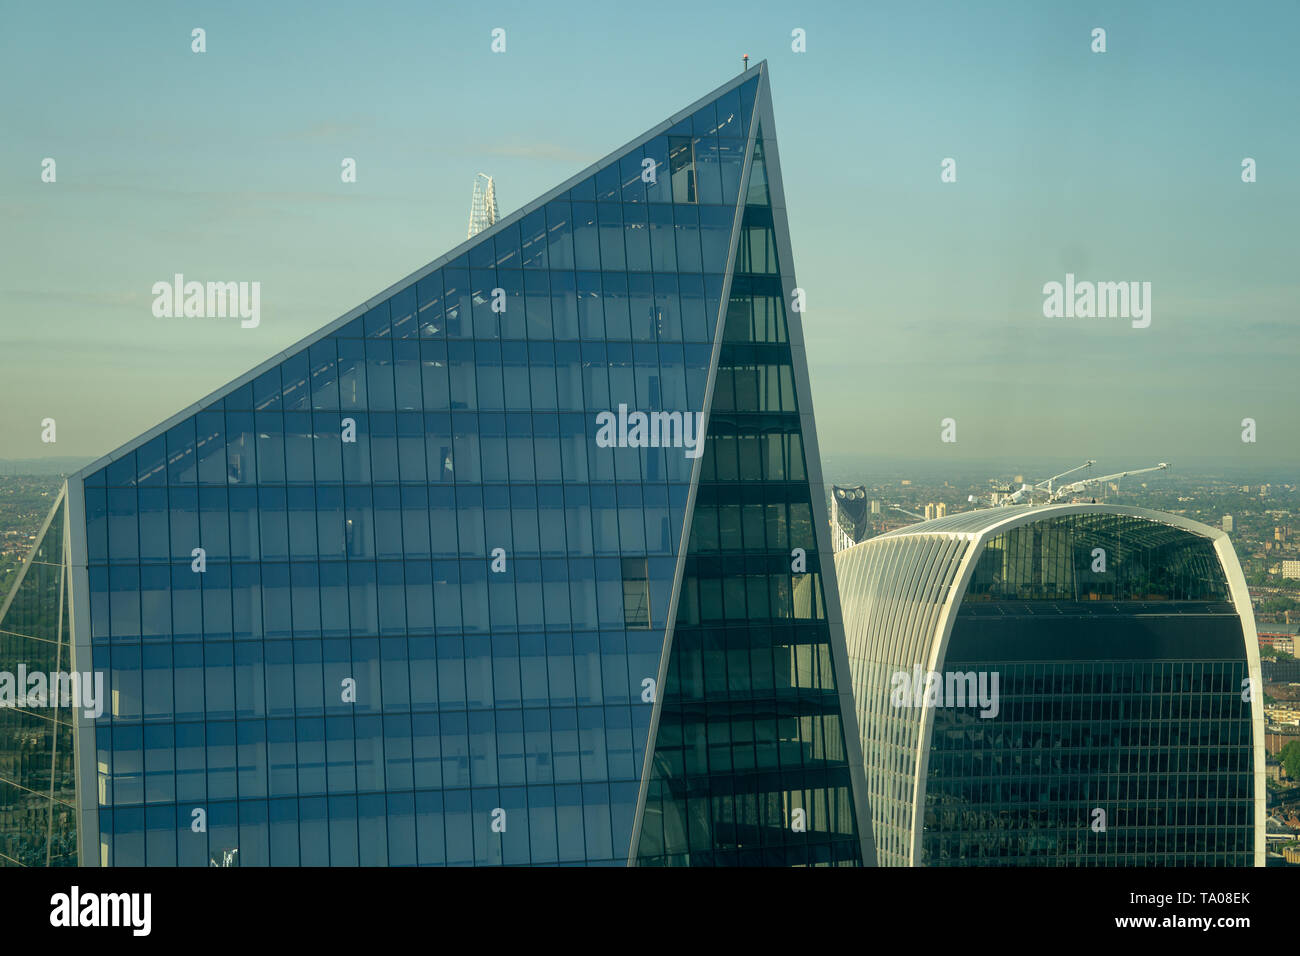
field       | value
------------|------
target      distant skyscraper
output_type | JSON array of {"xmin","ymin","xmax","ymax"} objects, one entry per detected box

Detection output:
[
  {"xmin": 466, "ymin": 173, "xmax": 498, "ymax": 238},
  {"xmin": 923, "ymin": 503, "xmax": 936, "ymax": 521},
  {"xmin": 836, "ymin": 504, "xmax": 1264, "ymax": 866},
  {"xmin": 830, "ymin": 485, "xmax": 870, "ymax": 552},
  {"xmin": 1222, "ymin": 515, "xmax": 1234, "ymax": 533},
  {"xmin": 935, "ymin": 502, "xmax": 947, "ymax": 518},
  {"xmin": 870, "ymin": 500, "xmax": 880, "ymax": 516},
  {"xmin": 0, "ymin": 63, "xmax": 874, "ymax": 867}
]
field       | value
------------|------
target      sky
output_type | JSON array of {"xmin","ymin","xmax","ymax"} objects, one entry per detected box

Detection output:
[{"xmin": 1, "ymin": 0, "xmax": 1297, "ymax": 474}]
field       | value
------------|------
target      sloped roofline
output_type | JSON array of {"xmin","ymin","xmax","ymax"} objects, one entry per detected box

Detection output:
[{"xmin": 69, "ymin": 62, "xmax": 768, "ymax": 483}]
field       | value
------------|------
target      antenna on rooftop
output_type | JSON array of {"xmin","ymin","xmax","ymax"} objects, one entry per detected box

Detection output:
[{"xmin": 743, "ymin": 54, "xmax": 749, "ymax": 71}]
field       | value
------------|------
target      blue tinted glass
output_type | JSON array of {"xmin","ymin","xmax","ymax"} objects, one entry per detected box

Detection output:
[
  {"xmin": 545, "ymin": 200, "xmax": 573, "ymax": 270},
  {"xmin": 623, "ymin": 204, "xmax": 650, "ymax": 272},
  {"xmin": 393, "ymin": 341, "xmax": 422, "ymax": 410},
  {"xmin": 494, "ymin": 222, "xmax": 522, "ymax": 270},
  {"xmin": 621, "ymin": 152, "xmax": 646, "ymax": 204},
  {"xmin": 444, "ymin": 267, "xmax": 469, "ymax": 338},
  {"xmin": 254, "ymin": 367, "xmax": 282, "ymax": 412},
  {"xmin": 471, "ymin": 268, "xmax": 500, "ymax": 339},
  {"xmin": 644, "ymin": 136, "xmax": 671, "ymax": 204},
  {"xmin": 524, "ymin": 271, "xmax": 551, "ymax": 340},
  {"xmin": 363, "ymin": 300, "xmax": 392, "ymax": 338},
  {"xmin": 573, "ymin": 201, "xmax": 599, "ymax": 270},
  {"xmin": 416, "ymin": 272, "xmax": 444, "ymax": 336},
  {"xmin": 469, "ymin": 230, "xmax": 495, "ymax": 269},
  {"xmin": 45, "ymin": 75, "xmax": 805, "ymax": 871},
  {"xmin": 389, "ymin": 286, "xmax": 417, "ymax": 339},
  {"xmin": 648, "ymin": 205, "xmax": 676, "ymax": 273},
  {"xmin": 521, "ymin": 210, "xmax": 547, "ymax": 269},
  {"xmin": 690, "ymin": 100, "xmax": 717, "ymax": 136},
  {"xmin": 597, "ymin": 203, "xmax": 625, "ymax": 272},
  {"xmin": 694, "ymin": 133, "xmax": 723, "ymax": 205},
  {"xmin": 550, "ymin": 271, "xmax": 578, "ymax": 340},
  {"xmin": 595, "ymin": 164, "xmax": 619, "ymax": 202}
]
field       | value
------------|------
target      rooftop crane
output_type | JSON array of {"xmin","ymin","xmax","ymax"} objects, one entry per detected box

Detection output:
[
  {"xmin": 998, "ymin": 483, "xmax": 1034, "ymax": 506},
  {"xmin": 1049, "ymin": 462, "xmax": 1169, "ymax": 502},
  {"xmin": 1033, "ymin": 460, "xmax": 1096, "ymax": 495},
  {"xmin": 989, "ymin": 461, "xmax": 1096, "ymax": 506},
  {"xmin": 965, "ymin": 461, "xmax": 1090, "ymax": 508}
]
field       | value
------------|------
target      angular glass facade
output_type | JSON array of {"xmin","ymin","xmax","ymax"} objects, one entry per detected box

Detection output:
[
  {"xmin": 836, "ymin": 505, "xmax": 1266, "ymax": 867},
  {"xmin": 634, "ymin": 134, "xmax": 865, "ymax": 866},
  {"xmin": 0, "ymin": 63, "xmax": 872, "ymax": 866}
]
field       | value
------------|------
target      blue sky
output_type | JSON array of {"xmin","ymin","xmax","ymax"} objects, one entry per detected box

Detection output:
[{"xmin": 1, "ymin": 0, "xmax": 1296, "ymax": 470}]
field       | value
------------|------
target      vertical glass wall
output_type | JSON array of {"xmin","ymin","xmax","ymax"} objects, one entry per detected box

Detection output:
[
  {"xmin": 923, "ymin": 656, "xmax": 1254, "ymax": 866},
  {"xmin": 0, "ymin": 495, "xmax": 78, "ymax": 865},
  {"xmin": 927, "ymin": 513, "xmax": 1252, "ymax": 866},
  {"xmin": 635, "ymin": 130, "xmax": 864, "ymax": 866}
]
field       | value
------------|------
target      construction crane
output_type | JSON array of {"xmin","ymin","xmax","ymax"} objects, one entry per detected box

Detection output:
[
  {"xmin": 998, "ymin": 483, "xmax": 1034, "ymax": 506},
  {"xmin": 1033, "ymin": 460, "xmax": 1096, "ymax": 496},
  {"xmin": 969, "ymin": 481, "xmax": 1035, "ymax": 507},
  {"xmin": 1050, "ymin": 462, "xmax": 1169, "ymax": 502},
  {"xmin": 969, "ymin": 460, "xmax": 1108, "ymax": 507},
  {"xmin": 467, "ymin": 173, "xmax": 498, "ymax": 238}
]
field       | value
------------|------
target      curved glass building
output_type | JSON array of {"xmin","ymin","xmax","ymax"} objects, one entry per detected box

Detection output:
[
  {"xmin": 0, "ymin": 63, "xmax": 873, "ymax": 867},
  {"xmin": 836, "ymin": 504, "xmax": 1265, "ymax": 867}
]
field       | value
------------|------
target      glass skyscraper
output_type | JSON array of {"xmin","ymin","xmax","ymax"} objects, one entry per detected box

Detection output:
[
  {"xmin": 0, "ymin": 63, "xmax": 874, "ymax": 867},
  {"xmin": 835, "ymin": 504, "xmax": 1266, "ymax": 866}
]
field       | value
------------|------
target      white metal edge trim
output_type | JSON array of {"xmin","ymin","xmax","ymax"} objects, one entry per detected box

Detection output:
[
  {"xmin": 62, "ymin": 476, "xmax": 100, "ymax": 867},
  {"xmin": 1212, "ymin": 534, "xmax": 1267, "ymax": 867}
]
